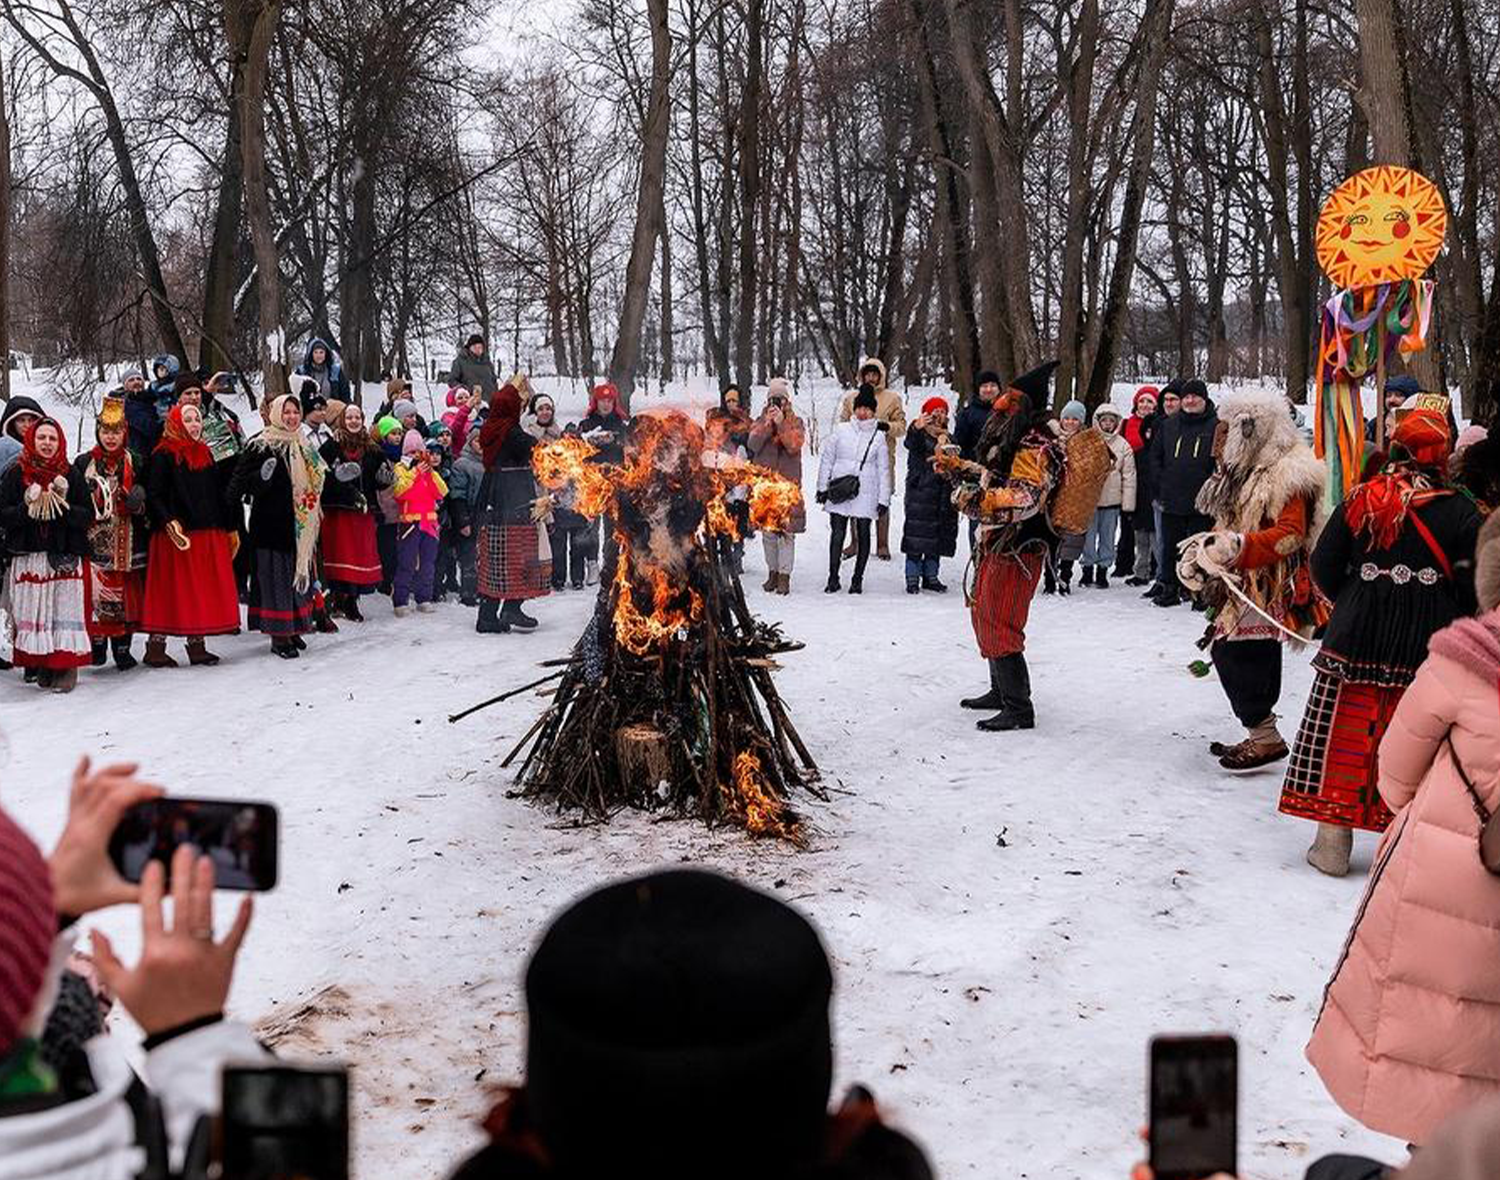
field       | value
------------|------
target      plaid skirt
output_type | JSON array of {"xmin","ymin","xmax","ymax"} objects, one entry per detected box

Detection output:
[
  {"xmin": 4, "ymin": 552, "xmax": 92, "ymax": 669},
  {"xmin": 247, "ymin": 549, "xmax": 314, "ymax": 637},
  {"xmin": 971, "ymin": 547, "xmax": 1045, "ymax": 657},
  {"xmin": 1279, "ymin": 666, "xmax": 1403, "ymax": 832},
  {"xmin": 477, "ymin": 523, "xmax": 552, "ymax": 602}
]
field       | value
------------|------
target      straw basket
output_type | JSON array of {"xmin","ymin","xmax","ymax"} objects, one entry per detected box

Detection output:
[{"xmin": 1047, "ymin": 427, "xmax": 1113, "ymax": 535}]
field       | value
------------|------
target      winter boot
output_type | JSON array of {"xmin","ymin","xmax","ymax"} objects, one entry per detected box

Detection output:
[
  {"xmin": 90, "ymin": 640, "xmax": 108, "ymax": 667},
  {"xmin": 500, "ymin": 600, "xmax": 538, "ymax": 631},
  {"xmin": 1095, "ymin": 567, "xmax": 1110, "ymax": 590},
  {"xmin": 186, "ymin": 638, "xmax": 220, "ymax": 667},
  {"xmin": 272, "ymin": 639, "xmax": 299, "ymax": 660},
  {"xmin": 1154, "ymin": 589, "xmax": 1184, "ymax": 607},
  {"xmin": 344, "ymin": 595, "xmax": 365, "ymax": 622},
  {"xmin": 1219, "ymin": 717, "xmax": 1289, "ymax": 770},
  {"xmin": 776, "ymin": 573, "xmax": 791, "ymax": 595},
  {"xmin": 1142, "ymin": 582, "xmax": 1164, "ymax": 599},
  {"xmin": 476, "ymin": 600, "xmax": 509, "ymax": 634},
  {"xmin": 1058, "ymin": 560, "xmax": 1073, "ymax": 596},
  {"xmin": 763, "ymin": 572, "xmax": 779, "ymax": 593},
  {"xmin": 1043, "ymin": 564, "xmax": 1057, "ymax": 595},
  {"xmin": 977, "ymin": 654, "xmax": 1035, "ymax": 731},
  {"xmin": 417, "ymin": 602, "xmax": 438, "ymax": 614},
  {"xmin": 50, "ymin": 667, "xmax": 78, "ymax": 694},
  {"xmin": 1081, "ymin": 565, "xmax": 1095, "ymax": 588},
  {"xmin": 110, "ymin": 636, "xmax": 138, "ymax": 671},
  {"xmin": 848, "ymin": 575, "xmax": 863, "ymax": 594},
  {"xmin": 584, "ymin": 558, "xmax": 600, "ymax": 586},
  {"xmin": 1306, "ymin": 823, "xmax": 1353, "ymax": 878},
  {"xmin": 32, "ymin": 668, "xmax": 53, "ymax": 689},
  {"xmin": 906, "ymin": 581, "xmax": 920, "ymax": 594},
  {"xmin": 922, "ymin": 576, "xmax": 948, "ymax": 593},
  {"xmin": 143, "ymin": 635, "xmax": 178, "ymax": 669},
  {"xmin": 876, "ymin": 514, "xmax": 892, "ymax": 560},
  {"xmin": 960, "ymin": 659, "xmax": 1006, "ymax": 710},
  {"xmin": 824, "ymin": 575, "xmax": 841, "ymax": 594},
  {"xmin": 393, "ymin": 604, "xmax": 412, "ymax": 618}
]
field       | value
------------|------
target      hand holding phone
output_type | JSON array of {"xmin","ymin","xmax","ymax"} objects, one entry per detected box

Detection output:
[
  {"xmin": 48, "ymin": 757, "xmax": 164, "ymax": 918},
  {"xmin": 1148, "ymin": 1035, "xmax": 1237, "ymax": 1180}
]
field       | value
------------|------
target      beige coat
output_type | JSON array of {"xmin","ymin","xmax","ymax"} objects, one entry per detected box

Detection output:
[
  {"xmin": 836, "ymin": 358, "xmax": 905, "ymax": 483},
  {"xmin": 1305, "ymin": 611, "xmax": 1500, "ymax": 1144}
]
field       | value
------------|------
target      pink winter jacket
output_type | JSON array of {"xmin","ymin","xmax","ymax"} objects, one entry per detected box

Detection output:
[{"xmin": 1306, "ymin": 611, "xmax": 1500, "ymax": 1146}]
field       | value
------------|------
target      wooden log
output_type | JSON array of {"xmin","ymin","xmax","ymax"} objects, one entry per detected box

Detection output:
[{"xmin": 614, "ymin": 722, "xmax": 674, "ymax": 801}]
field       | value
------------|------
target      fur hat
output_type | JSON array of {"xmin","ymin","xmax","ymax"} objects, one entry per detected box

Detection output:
[
  {"xmin": 857, "ymin": 357, "xmax": 886, "ymax": 387},
  {"xmin": 921, "ymin": 396, "xmax": 949, "ymax": 417},
  {"xmin": 392, "ymin": 398, "xmax": 418, "ymax": 422},
  {"xmin": 173, "ymin": 372, "xmax": 203, "ymax": 398},
  {"xmin": 1092, "ymin": 403, "xmax": 1122, "ymax": 428},
  {"xmin": 1478, "ymin": 511, "xmax": 1500, "ymax": 614},
  {"xmin": 0, "ymin": 807, "xmax": 55, "ymax": 1057},
  {"xmin": 852, "ymin": 386, "xmax": 878, "ymax": 413}
]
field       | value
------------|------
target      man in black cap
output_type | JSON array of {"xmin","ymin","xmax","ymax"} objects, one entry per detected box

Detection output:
[
  {"xmin": 449, "ymin": 333, "xmax": 501, "ymax": 398},
  {"xmin": 952, "ymin": 360, "xmax": 1065, "ymax": 732},
  {"xmin": 445, "ymin": 870, "xmax": 933, "ymax": 1180},
  {"xmin": 1144, "ymin": 378, "xmax": 1217, "ymax": 607}
]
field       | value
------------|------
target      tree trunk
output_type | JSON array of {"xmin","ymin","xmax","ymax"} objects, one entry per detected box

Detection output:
[
  {"xmin": 1053, "ymin": 0, "xmax": 1100, "ymax": 403},
  {"xmin": 608, "ymin": 0, "xmax": 670, "ymax": 408},
  {"xmin": 226, "ymin": 0, "xmax": 286, "ymax": 398},
  {"xmin": 199, "ymin": 55, "xmax": 247, "ymax": 375},
  {"xmin": 734, "ymin": 0, "xmax": 763, "ymax": 389},
  {"xmin": 659, "ymin": 202, "xmax": 674, "ymax": 383},
  {"xmin": 0, "ymin": 50, "xmax": 11, "ymax": 401}
]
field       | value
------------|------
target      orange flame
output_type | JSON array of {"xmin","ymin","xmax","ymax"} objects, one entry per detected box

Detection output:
[
  {"xmin": 532, "ymin": 435, "xmax": 614, "ymax": 519},
  {"xmin": 728, "ymin": 751, "xmax": 803, "ymax": 844}
]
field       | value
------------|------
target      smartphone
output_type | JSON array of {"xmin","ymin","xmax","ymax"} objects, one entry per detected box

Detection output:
[
  {"xmin": 221, "ymin": 1065, "xmax": 349, "ymax": 1180},
  {"xmin": 108, "ymin": 798, "xmax": 279, "ymax": 891},
  {"xmin": 1149, "ymin": 1034, "xmax": 1237, "ymax": 1180}
]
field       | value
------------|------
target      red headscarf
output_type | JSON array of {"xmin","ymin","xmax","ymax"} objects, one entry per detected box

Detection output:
[
  {"xmin": 19, "ymin": 417, "xmax": 70, "ymax": 487},
  {"xmin": 480, "ymin": 383, "xmax": 523, "ymax": 469},
  {"xmin": 1345, "ymin": 408, "xmax": 1455, "ymax": 550},
  {"xmin": 588, "ymin": 382, "xmax": 621, "ymax": 417},
  {"xmin": 1392, "ymin": 407, "xmax": 1452, "ymax": 469},
  {"xmin": 155, "ymin": 405, "xmax": 214, "ymax": 471}
]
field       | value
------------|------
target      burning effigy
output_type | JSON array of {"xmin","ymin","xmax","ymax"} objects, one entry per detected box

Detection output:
[{"xmin": 501, "ymin": 410, "xmax": 820, "ymax": 844}]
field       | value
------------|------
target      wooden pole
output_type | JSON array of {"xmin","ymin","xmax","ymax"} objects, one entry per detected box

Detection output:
[{"xmin": 1375, "ymin": 296, "xmax": 1388, "ymax": 451}]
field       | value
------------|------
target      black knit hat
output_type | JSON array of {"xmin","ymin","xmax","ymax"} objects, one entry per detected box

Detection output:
[
  {"xmin": 172, "ymin": 372, "xmax": 203, "ymax": 398},
  {"xmin": 1180, "ymin": 378, "xmax": 1209, "ymax": 400},
  {"xmin": 976, "ymin": 369, "xmax": 1002, "ymax": 389},
  {"xmin": 1009, "ymin": 360, "xmax": 1060, "ymax": 403},
  {"xmin": 1160, "ymin": 377, "xmax": 1185, "ymax": 397},
  {"xmin": 853, "ymin": 385, "xmax": 879, "ymax": 413},
  {"xmin": 525, "ymin": 870, "xmax": 834, "ymax": 1178},
  {"xmin": 465, "ymin": 333, "xmax": 485, "ymax": 349}
]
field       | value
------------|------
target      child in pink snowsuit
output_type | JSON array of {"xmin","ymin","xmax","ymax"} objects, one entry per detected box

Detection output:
[{"xmin": 390, "ymin": 431, "xmax": 448, "ymax": 614}]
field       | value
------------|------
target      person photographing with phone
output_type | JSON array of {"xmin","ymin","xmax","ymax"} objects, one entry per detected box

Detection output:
[{"xmin": 0, "ymin": 757, "xmax": 268, "ymax": 1178}]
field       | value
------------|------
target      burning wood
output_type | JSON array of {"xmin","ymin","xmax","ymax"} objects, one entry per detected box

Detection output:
[{"xmin": 502, "ymin": 410, "xmax": 820, "ymax": 844}]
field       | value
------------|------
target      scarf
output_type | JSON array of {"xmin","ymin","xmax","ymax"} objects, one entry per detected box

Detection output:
[
  {"xmin": 156, "ymin": 406, "xmax": 215, "ymax": 471},
  {"xmin": 480, "ymin": 383, "xmax": 523, "ymax": 468},
  {"xmin": 254, "ymin": 395, "xmax": 327, "ymax": 592},
  {"xmin": 19, "ymin": 418, "xmax": 70, "ymax": 521},
  {"xmin": 1344, "ymin": 459, "xmax": 1448, "ymax": 550},
  {"xmin": 334, "ymin": 416, "xmax": 376, "ymax": 461},
  {"xmin": 84, "ymin": 443, "xmax": 136, "ymax": 576}
]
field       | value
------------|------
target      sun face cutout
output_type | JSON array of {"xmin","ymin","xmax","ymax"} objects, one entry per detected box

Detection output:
[{"xmin": 1316, "ymin": 166, "xmax": 1447, "ymax": 290}]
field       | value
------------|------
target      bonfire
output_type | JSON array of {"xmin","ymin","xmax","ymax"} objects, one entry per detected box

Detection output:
[{"xmin": 498, "ymin": 410, "xmax": 820, "ymax": 844}]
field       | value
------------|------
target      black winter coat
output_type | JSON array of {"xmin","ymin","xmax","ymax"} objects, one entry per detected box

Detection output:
[
  {"xmin": 1146, "ymin": 403, "xmax": 1218, "ymax": 515},
  {"xmin": 0, "ymin": 463, "xmax": 90, "ymax": 557},
  {"xmin": 576, "ymin": 411, "xmax": 630, "ymax": 466},
  {"xmin": 1312, "ymin": 488, "xmax": 1481, "ymax": 684},
  {"xmin": 951, "ymin": 397, "xmax": 992, "ymax": 462},
  {"xmin": 318, "ymin": 440, "xmax": 389, "ymax": 515},
  {"xmin": 227, "ymin": 447, "xmax": 301, "ymax": 553},
  {"xmin": 146, "ymin": 451, "xmax": 230, "ymax": 532},
  {"xmin": 900, "ymin": 429, "xmax": 959, "ymax": 558},
  {"xmin": 477, "ymin": 427, "xmax": 540, "ymax": 528},
  {"xmin": 1131, "ymin": 414, "xmax": 1162, "ymax": 509}
]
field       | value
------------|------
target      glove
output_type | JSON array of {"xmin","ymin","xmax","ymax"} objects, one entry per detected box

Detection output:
[
  {"xmin": 814, "ymin": 490, "xmax": 827, "ymax": 505},
  {"xmin": 123, "ymin": 485, "xmax": 146, "ymax": 513},
  {"xmin": 1202, "ymin": 531, "xmax": 1243, "ymax": 566},
  {"xmin": 166, "ymin": 520, "xmax": 191, "ymax": 551},
  {"xmin": 259, "ymin": 457, "xmax": 277, "ymax": 482},
  {"xmin": 375, "ymin": 462, "xmax": 395, "ymax": 488},
  {"xmin": 24, "ymin": 483, "xmax": 41, "ymax": 503},
  {"xmin": 334, "ymin": 461, "xmax": 361, "ymax": 482},
  {"xmin": 51, "ymin": 475, "xmax": 69, "ymax": 495}
]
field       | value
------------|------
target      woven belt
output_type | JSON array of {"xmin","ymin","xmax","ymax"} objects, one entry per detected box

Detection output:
[{"xmin": 1359, "ymin": 562, "xmax": 1440, "ymax": 586}]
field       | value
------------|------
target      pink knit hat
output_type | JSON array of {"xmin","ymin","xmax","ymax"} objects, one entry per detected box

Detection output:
[
  {"xmin": 0, "ymin": 807, "xmax": 55, "ymax": 1054},
  {"xmin": 402, "ymin": 428, "xmax": 425, "ymax": 457}
]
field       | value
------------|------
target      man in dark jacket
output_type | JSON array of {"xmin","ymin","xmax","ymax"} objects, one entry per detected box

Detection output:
[
  {"xmin": 952, "ymin": 369, "xmax": 1000, "ymax": 461},
  {"xmin": 1145, "ymin": 378, "xmax": 1217, "ymax": 606},
  {"xmin": 295, "ymin": 337, "xmax": 353, "ymax": 405},
  {"xmin": 448, "ymin": 334, "xmax": 501, "ymax": 397}
]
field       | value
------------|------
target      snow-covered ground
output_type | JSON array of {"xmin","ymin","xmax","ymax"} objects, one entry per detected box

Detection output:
[{"xmin": 0, "ymin": 376, "xmax": 1398, "ymax": 1178}]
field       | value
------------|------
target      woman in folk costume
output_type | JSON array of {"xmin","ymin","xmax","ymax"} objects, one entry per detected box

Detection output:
[
  {"xmin": 1176, "ymin": 388, "xmax": 1330, "ymax": 770},
  {"xmin": 74, "ymin": 395, "xmax": 149, "ymax": 670},
  {"xmin": 475, "ymin": 379, "xmax": 551, "ymax": 635},
  {"xmin": 0, "ymin": 418, "xmax": 93, "ymax": 691},
  {"xmin": 1279, "ymin": 400, "xmax": 1482, "ymax": 877},
  {"xmin": 951, "ymin": 361, "xmax": 1065, "ymax": 733},
  {"xmin": 228, "ymin": 394, "xmax": 327, "ymax": 659},
  {"xmin": 141, "ymin": 404, "xmax": 242, "ymax": 666},
  {"xmin": 319, "ymin": 402, "xmax": 391, "ymax": 622}
]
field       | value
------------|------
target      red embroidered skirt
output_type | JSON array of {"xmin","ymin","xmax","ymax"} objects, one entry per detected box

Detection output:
[
  {"xmin": 5, "ymin": 552, "xmax": 92, "ymax": 668},
  {"xmin": 85, "ymin": 564, "xmax": 145, "ymax": 639},
  {"xmin": 971, "ymin": 547, "xmax": 1045, "ymax": 658},
  {"xmin": 321, "ymin": 507, "xmax": 382, "ymax": 589},
  {"xmin": 141, "ymin": 529, "xmax": 241, "ymax": 637},
  {"xmin": 1279, "ymin": 668, "xmax": 1402, "ymax": 832}
]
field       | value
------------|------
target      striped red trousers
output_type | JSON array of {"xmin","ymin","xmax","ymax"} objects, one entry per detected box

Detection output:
[{"xmin": 971, "ymin": 547, "xmax": 1045, "ymax": 657}]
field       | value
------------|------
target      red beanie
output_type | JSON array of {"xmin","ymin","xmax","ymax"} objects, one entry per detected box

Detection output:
[
  {"xmin": 1133, "ymin": 386, "xmax": 1159, "ymax": 411},
  {"xmin": 0, "ymin": 808, "xmax": 55, "ymax": 1055},
  {"xmin": 921, "ymin": 396, "xmax": 949, "ymax": 416}
]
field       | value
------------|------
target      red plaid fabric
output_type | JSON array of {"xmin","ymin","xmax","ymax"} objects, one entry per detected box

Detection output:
[
  {"xmin": 478, "ymin": 523, "xmax": 552, "ymax": 601},
  {"xmin": 1280, "ymin": 670, "xmax": 1402, "ymax": 832}
]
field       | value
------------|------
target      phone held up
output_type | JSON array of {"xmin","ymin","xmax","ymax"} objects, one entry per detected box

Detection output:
[
  {"xmin": 221, "ymin": 1065, "xmax": 349, "ymax": 1180},
  {"xmin": 108, "ymin": 797, "xmax": 279, "ymax": 892},
  {"xmin": 1148, "ymin": 1034, "xmax": 1238, "ymax": 1180}
]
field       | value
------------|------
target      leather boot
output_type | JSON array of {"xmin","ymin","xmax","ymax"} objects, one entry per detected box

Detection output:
[
  {"xmin": 960, "ymin": 658, "xmax": 1005, "ymax": 710},
  {"xmin": 50, "ymin": 667, "xmax": 78, "ymax": 694},
  {"xmin": 110, "ymin": 636, "xmax": 138, "ymax": 671},
  {"xmin": 476, "ymin": 599, "xmax": 510, "ymax": 634},
  {"xmin": 776, "ymin": 573, "xmax": 791, "ymax": 595},
  {"xmin": 186, "ymin": 637, "xmax": 220, "ymax": 666},
  {"xmin": 90, "ymin": 640, "xmax": 108, "ymax": 667},
  {"xmin": 1306, "ymin": 823, "xmax": 1352, "ymax": 877},
  {"xmin": 500, "ymin": 600, "xmax": 539, "ymax": 631},
  {"xmin": 977, "ymin": 654, "xmax": 1035, "ymax": 731},
  {"xmin": 762, "ymin": 572, "xmax": 778, "ymax": 592},
  {"xmin": 1219, "ymin": 716, "xmax": 1289, "ymax": 770},
  {"xmin": 1081, "ymin": 564, "xmax": 1095, "ymax": 588},
  {"xmin": 143, "ymin": 635, "xmax": 178, "ymax": 668},
  {"xmin": 876, "ymin": 513, "xmax": 892, "ymax": 559}
]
